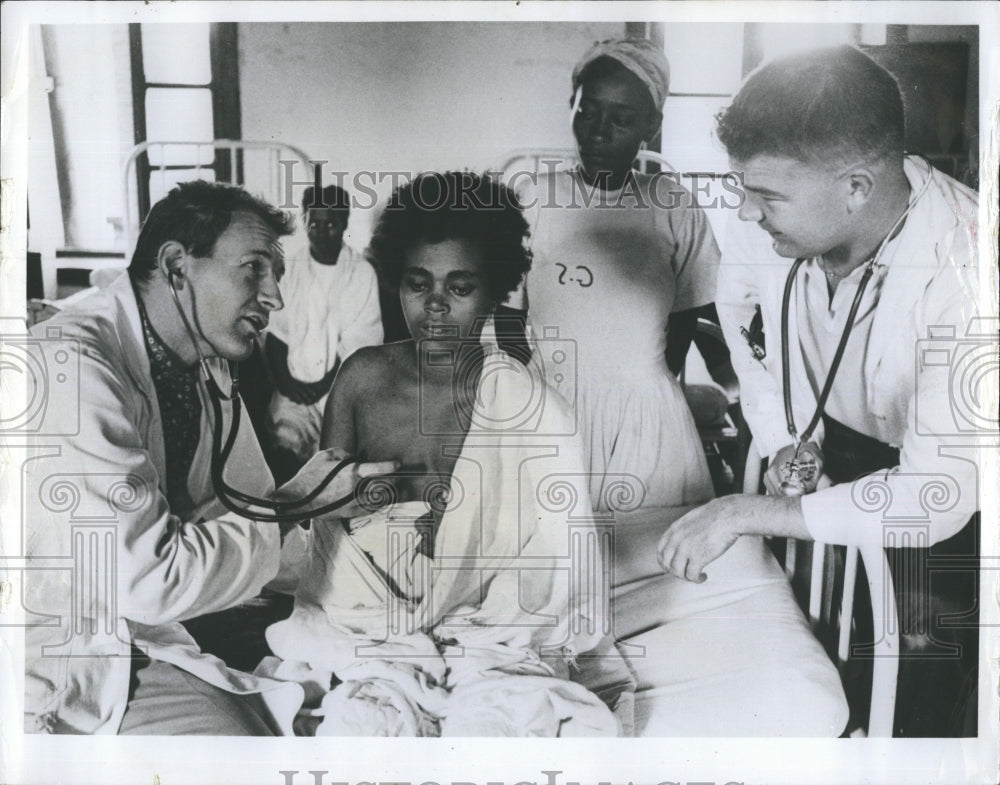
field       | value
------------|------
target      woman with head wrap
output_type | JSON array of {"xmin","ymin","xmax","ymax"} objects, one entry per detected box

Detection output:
[
  {"xmin": 570, "ymin": 37, "xmax": 671, "ymax": 189},
  {"xmin": 518, "ymin": 37, "xmax": 718, "ymax": 511}
]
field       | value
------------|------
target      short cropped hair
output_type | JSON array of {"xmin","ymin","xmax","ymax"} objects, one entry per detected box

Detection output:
[
  {"xmin": 715, "ymin": 45, "xmax": 905, "ymax": 167},
  {"xmin": 302, "ymin": 184, "xmax": 350, "ymax": 215},
  {"xmin": 367, "ymin": 171, "xmax": 532, "ymax": 304},
  {"xmin": 128, "ymin": 180, "xmax": 294, "ymax": 286}
]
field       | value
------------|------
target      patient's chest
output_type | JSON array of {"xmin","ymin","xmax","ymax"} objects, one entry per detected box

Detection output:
[{"xmin": 352, "ymin": 381, "xmax": 469, "ymax": 513}]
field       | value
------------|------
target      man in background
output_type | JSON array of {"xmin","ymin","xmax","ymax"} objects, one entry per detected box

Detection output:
[{"xmin": 266, "ymin": 184, "xmax": 382, "ymax": 473}]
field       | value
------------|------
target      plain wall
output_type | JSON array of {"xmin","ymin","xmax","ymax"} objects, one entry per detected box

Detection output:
[
  {"xmin": 37, "ymin": 25, "xmax": 133, "ymax": 253},
  {"xmin": 239, "ymin": 21, "xmax": 623, "ymax": 245},
  {"xmin": 28, "ymin": 21, "xmax": 984, "ymax": 297}
]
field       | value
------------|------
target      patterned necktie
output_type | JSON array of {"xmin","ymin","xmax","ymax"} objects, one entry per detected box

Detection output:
[{"xmin": 137, "ymin": 297, "xmax": 203, "ymax": 520}]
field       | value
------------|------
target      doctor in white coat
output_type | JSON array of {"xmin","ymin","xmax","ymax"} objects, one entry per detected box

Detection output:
[
  {"xmin": 657, "ymin": 46, "xmax": 982, "ymax": 736},
  {"xmin": 23, "ymin": 181, "xmax": 394, "ymax": 735}
]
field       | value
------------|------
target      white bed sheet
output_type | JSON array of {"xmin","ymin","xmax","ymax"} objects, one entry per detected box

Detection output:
[{"xmin": 598, "ymin": 506, "xmax": 850, "ymax": 737}]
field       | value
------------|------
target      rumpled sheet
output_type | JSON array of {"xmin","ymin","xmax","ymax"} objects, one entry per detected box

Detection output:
[
  {"xmin": 264, "ymin": 348, "xmax": 621, "ymax": 737},
  {"xmin": 610, "ymin": 506, "xmax": 850, "ymax": 736}
]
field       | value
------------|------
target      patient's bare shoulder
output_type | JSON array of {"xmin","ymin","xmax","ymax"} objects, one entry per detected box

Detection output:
[
  {"xmin": 323, "ymin": 342, "xmax": 417, "ymax": 451},
  {"xmin": 336, "ymin": 341, "xmax": 416, "ymax": 398}
]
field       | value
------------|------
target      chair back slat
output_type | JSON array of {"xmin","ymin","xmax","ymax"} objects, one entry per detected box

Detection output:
[{"xmin": 742, "ymin": 439, "xmax": 899, "ymax": 737}]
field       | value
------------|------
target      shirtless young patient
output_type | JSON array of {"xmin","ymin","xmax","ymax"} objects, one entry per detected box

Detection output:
[
  {"xmin": 320, "ymin": 171, "xmax": 532, "ymax": 537},
  {"xmin": 268, "ymin": 173, "xmax": 623, "ymax": 736}
]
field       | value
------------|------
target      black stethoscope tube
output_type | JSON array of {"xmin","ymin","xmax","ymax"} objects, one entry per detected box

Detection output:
[
  {"xmin": 205, "ymin": 370, "xmax": 360, "ymax": 523},
  {"xmin": 780, "ymin": 258, "xmax": 876, "ymax": 449},
  {"xmin": 778, "ymin": 156, "xmax": 932, "ymax": 453}
]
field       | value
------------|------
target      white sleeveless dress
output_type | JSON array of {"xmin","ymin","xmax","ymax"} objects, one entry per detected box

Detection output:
[{"xmin": 523, "ymin": 169, "xmax": 718, "ymax": 510}]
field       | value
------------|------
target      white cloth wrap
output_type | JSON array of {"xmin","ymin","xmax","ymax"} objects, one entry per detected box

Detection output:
[{"xmin": 265, "ymin": 349, "xmax": 620, "ymax": 736}]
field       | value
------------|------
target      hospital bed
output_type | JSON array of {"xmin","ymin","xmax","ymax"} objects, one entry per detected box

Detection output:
[
  {"xmin": 123, "ymin": 139, "xmax": 313, "ymax": 253},
  {"xmin": 496, "ymin": 148, "xmax": 898, "ymax": 736},
  {"xmin": 582, "ymin": 446, "xmax": 898, "ymax": 737}
]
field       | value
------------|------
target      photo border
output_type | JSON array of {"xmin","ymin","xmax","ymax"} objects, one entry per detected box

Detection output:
[{"xmin": 1, "ymin": 2, "xmax": 997, "ymax": 784}]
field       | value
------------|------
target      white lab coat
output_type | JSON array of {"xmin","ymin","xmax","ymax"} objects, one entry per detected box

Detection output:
[
  {"xmin": 717, "ymin": 157, "xmax": 982, "ymax": 548},
  {"xmin": 23, "ymin": 272, "xmax": 305, "ymax": 734}
]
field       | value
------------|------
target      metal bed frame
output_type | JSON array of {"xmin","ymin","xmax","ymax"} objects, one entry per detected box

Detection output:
[{"xmin": 122, "ymin": 139, "xmax": 313, "ymax": 252}]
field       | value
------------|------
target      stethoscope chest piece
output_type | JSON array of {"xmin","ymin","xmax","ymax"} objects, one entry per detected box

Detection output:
[{"xmin": 777, "ymin": 451, "xmax": 819, "ymax": 497}]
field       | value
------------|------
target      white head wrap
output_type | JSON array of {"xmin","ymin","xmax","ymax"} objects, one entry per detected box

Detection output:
[{"xmin": 572, "ymin": 37, "xmax": 671, "ymax": 113}]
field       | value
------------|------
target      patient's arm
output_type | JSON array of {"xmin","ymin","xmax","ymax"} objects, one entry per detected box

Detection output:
[{"xmin": 320, "ymin": 351, "xmax": 359, "ymax": 455}]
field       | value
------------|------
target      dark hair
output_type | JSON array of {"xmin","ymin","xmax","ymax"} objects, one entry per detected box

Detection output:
[
  {"xmin": 302, "ymin": 184, "xmax": 350, "ymax": 214},
  {"xmin": 715, "ymin": 45, "xmax": 905, "ymax": 167},
  {"xmin": 367, "ymin": 171, "xmax": 532, "ymax": 304},
  {"xmin": 128, "ymin": 180, "xmax": 294, "ymax": 285}
]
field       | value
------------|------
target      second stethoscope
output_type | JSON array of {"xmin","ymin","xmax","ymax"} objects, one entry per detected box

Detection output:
[{"xmin": 776, "ymin": 162, "xmax": 932, "ymax": 495}]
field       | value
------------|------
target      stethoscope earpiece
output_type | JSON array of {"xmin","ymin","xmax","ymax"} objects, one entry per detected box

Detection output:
[{"xmin": 157, "ymin": 257, "xmax": 357, "ymax": 523}]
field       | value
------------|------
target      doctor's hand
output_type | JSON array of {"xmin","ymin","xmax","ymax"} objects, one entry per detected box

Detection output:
[
  {"xmin": 656, "ymin": 497, "xmax": 742, "ymax": 583},
  {"xmin": 274, "ymin": 448, "xmax": 398, "ymax": 519},
  {"xmin": 763, "ymin": 442, "xmax": 825, "ymax": 496},
  {"xmin": 657, "ymin": 494, "xmax": 809, "ymax": 582}
]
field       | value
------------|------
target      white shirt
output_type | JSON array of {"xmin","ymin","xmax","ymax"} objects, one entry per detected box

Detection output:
[
  {"xmin": 269, "ymin": 234, "xmax": 382, "ymax": 382},
  {"xmin": 797, "ymin": 251, "xmax": 891, "ymax": 440},
  {"xmin": 717, "ymin": 156, "xmax": 982, "ymax": 549}
]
